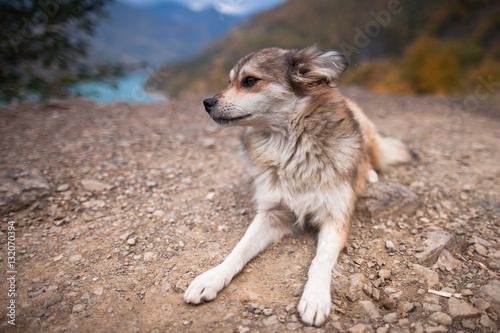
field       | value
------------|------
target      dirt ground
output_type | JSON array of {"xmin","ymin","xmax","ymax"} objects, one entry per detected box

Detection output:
[{"xmin": 0, "ymin": 86, "xmax": 499, "ymax": 333}]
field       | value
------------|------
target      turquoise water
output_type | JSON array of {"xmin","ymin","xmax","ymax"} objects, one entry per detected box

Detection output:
[{"xmin": 71, "ymin": 73, "xmax": 166, "ymax": 104}]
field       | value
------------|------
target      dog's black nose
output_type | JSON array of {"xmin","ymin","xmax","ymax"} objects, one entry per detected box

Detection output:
[{"xmin": 203, "ymin": 97, "xmax": 217, "ymax": 113}]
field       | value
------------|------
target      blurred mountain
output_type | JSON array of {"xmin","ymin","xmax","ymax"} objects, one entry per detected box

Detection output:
[
  {"xmin": 148, "ymin": 0, "xmax": 500, "ymax": 97},
  {"xmin": 88, "ymin": 1, "xmax": 244, "ymax": 67}
]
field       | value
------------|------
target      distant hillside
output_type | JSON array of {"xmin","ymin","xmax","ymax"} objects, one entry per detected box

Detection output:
[
  {"xmin": 88, "ymin": 2, "xmax": 244, "ymax": 67},
  {"xmin": 148, "ymin": 0, "xmax": 500, "ymax": 97}
]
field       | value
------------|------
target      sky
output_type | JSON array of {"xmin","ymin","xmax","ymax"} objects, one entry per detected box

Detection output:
[{"xmin": 118, "ymin": 0, "xmax": 288, "ymax": 15}]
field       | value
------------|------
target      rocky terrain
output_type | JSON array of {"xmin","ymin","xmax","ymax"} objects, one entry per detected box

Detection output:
[{"xmin": 0, "ymin": 86, "xmax": 499, "ymax": 333}]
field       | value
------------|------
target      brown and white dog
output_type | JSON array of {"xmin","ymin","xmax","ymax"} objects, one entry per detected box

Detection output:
[{"xmin": 184, "ymin": 47, "xmax": 410, "ymax": 327}]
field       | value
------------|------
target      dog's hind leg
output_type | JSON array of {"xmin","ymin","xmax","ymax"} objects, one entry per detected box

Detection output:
[
  {"xmin": 298, "ymin": 220, "xmax": 348, "ymax": 327},
  {"xmin": 184, "ymin": 208, "xmax": 292, "ymax": 304}
]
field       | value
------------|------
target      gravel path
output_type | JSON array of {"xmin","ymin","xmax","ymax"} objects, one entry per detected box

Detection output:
[{"xmin": 0, "ymin": 87, "xmax": 499, "ymax": 332}]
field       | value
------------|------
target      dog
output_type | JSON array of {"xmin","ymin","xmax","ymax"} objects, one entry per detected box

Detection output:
[{"xmin": 184, "ymin": 47, "xmax": 411, "ymax": 327}]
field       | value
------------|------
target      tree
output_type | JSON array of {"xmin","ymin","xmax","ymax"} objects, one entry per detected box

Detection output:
[{"xmin": 0, "ymin": 0, "xmax": 125, "ymax": 102}]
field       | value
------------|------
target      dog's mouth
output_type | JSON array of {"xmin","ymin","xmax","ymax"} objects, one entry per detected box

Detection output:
[{"xmin": 211, "ymin": 113, "xmax": 253, "ymax": 125}]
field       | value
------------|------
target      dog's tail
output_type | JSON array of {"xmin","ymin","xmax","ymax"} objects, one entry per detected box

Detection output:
[{"xmin": 371, "ymin": 135, "xmax": 412, "ymax": 172}]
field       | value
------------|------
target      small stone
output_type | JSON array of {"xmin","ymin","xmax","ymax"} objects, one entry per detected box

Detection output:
[
  {"xmin": 262, "ymin": 315, "xmax": 279, "ymax": 326},
  {"xmin": 238, "ymin": 326, "xmax": 250, "ymax": 333},
  {"xmin": 57, "ymin": 184, "xmax": 70, "ymax": 192},
  {"xmin": 285, "ymin": 322, "xmax": 301, "ymax": 331},
  {"xmin": 378, "ymin": 269, "xmax": 391, "ymax": 280},
  {"xmin": 92, "ymin": 286, "xmax": 104, "ymax": 296},
  {"xmin": 53, "ymin": 254, "xmax": 63, "ymax": 261},
  {"xmin": 205, "ymin": 191, "xmax": 215, "ymax": 200},
  {"xmin": 436, "ymin": 249, "xmax": 462, "ymax": 271},
  {"xmin": 429, "ymin": 312, "xmax": 452, "ymax": 326},
  {"xmin": 43, "ymin": 294, "xmax": 63, "ymax": 309},
  {"xmin": 285, "ymin": 303, "xmax": 296, "ymax": 313},
  {"xmin": 119, "ymin": 230, "xmax": 133, "ymax": 240},
  {"xmin": 362, "ymin": 284, "xmax": 373, "ymax": 296},
  {"xmin": 399, "ymin": 301, "xmax": 415, "ymax": 313},
  {"xmin": 36, "ymin": 309, "xmax": 45, "ymax": 317},
  {"xmin": 162, "ymin": 282, "xmax": 171, "ymax": 293},
  {"xmin": 461, "ymin": 319, "xmax": 475, "ymax": 330},
  {"xmin": 183, "ymin": 320, "xmax": 193, "ymax": 326},
  {"xmin": 448, "ymin": 298, "xmax": 481, "ymax": 319},
  {"xmin": 382, "ymin": 298, "xmax": 397, "ymax": 309},
  {"xmin": 175, "ymin": 279, "xmax": 188, "ymax": 293},
  {"xmin": 69, "ymin": 254, "xmax": 83, "ymax": 262},
  {"xmin": 81, "ymin": 178, "xmax": 111, "ymax": 192},
  {"xmin": 72, "ymin": 304, "xmax": 86, "ymax": 313},
  {"xmin": 383, "ymin": 312, "xmax": 398, "ymax": 323},
  {"xmin": 346, "ymin": 292, "xmax": 359, "ymax": 302},
  {"xmin": 412, "ymin": 264, "xmax": 439, "ymax": 287},
  {"xmin": 127, "ymin": 237, "xmax": 137, "ymax": 245},
  {"xmin": 423, "ymin": 303, "xmax": 442, "ymax": 312},
  {"xmin": 108, "ymin": 307, "xmax": 114, "ymax": 313},
  {"xmin": 424, "ymin": 326, "xmax": 448, "ymax": 333},
  {"xmin": 292, "ymin": 284, "xmax": 304, "ymax": 297},
  {"xmin": 479, "ymin": 313, "xmax": 498, "ymax": 330},
  {"xmin": 385, "ymin": 240, "xmax": 396, "ymax": 253},
  {"xmin": 348, "ymin": 323, "xmax": 371, "ymax": 333},
  {"xmin": 360, "ymin": 300, "xmax": 381, "ymax": 319},
  {"xmin": 143, "ymin": 252, "xmax": 156, "ymax": 261},
  {"xmin": 474, "ymin": 244, "xmax": 488, "ymax": 256},
  {"xmin": 471, "ymin": 297, "xmax": 490, "ymax": 311},
  {"xmin": 479, "ymin": 279, "xmax": 500, "ymax": 305},
  {"xmin": 415, "ymin": 230, "xmax": 453, "ymax": 265},
  {"xmin": 263, "ymin": 308, "xmax": 273, "ymax": 316}
]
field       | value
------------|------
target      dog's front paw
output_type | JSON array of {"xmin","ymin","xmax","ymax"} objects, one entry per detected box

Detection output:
[
  {"xmin": 184, "ymin": 267, "xmax": 229, "ymax": 304},
  {"xmin": 297, "ymin": 284, "xmax": 331, "ymax": 327}
]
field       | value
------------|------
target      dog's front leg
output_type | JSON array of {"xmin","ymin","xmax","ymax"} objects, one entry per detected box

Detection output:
[
  {"xmin": 184, "ymin": 210, "xmax": 290, "ymax": 304},
  {"xmin": 298, "ymin": 221, "xmax": 347, "ymax": 327}
]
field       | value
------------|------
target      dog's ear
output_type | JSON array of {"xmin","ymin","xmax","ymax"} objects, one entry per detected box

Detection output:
[{"xmin": 288, "ymin": 47, "xmax": 348, "ymax": 93}]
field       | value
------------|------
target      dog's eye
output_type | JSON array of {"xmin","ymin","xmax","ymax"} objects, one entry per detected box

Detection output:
[{"xmin": 242, "ymin": 76, "xmax": 259, "ymax": 87}]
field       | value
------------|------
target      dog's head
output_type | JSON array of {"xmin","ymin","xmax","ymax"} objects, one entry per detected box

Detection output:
[{"xmin": 203, "ymin": 47, "xmax": 348, "ymax": 127}]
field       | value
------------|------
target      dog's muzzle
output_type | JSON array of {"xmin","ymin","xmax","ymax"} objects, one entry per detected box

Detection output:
[{"xmin": 203, "ymin": 97, "xmax": 217, "ymax": 114}]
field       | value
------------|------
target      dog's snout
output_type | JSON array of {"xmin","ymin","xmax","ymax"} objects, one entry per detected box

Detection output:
[{"xmin": 203, "ymin": 97, "xmax": 218, "ymax": 113}]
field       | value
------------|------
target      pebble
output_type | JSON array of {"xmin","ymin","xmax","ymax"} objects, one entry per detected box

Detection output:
[
  {"xmin": 127, "ymin": 237, "xmax": 137, "ymax": 245},
  {"xmin": 385, "ymin": 240, "xmax": 396, "ymax": 253},
  {"xmin": 424, "ymin": 325, "xmax": 447, "ymax": 333},
  {"xmin": 347, "ymin": 323, "xmax": 371, "ymax": 333},
  {"xmin": 378, "ymin": 269, "xmax": 391, "ymax": 280},
  {"xmin": 92, "ymin": 286, "xmax": 104, "ymax": 296},
  {"xmin": 412, "ymin": 264, "xmax": 439, "ymax": 287},
  {"xmin": 57, "ymin": 184, "xmax": 70, "ymax": 192},
  {"xmin": 428, "ymin": 312, "xmax": 452, "ymax": 326},
  {"xmin": 360, "ymin": 300, "xmax": 381, "ymax": 319},
  {"xmin": 262, "ymin": 315, "xmax": 279, "ymax": 326},
  {"xmin": 479, "ymin": 313, "xmax": 498, "ymax": 330},
  {"xmin": 398, "ymin": 301, "xmax": 415, "ymax": 313},
  {"xmin": 286, "ymin": 322, "xmax": 301, "ymax": 331},
  {"xmin": 72, "ymin": 304, "xmax": 86, "ymax": 313},
  {"xmin": 448, "ymin": 298, "xmax": 481, "ymax": 319},
  {"xmin": 346, "ymin": 292, "xmax": 359, "ymax": 302},
  {"xmin": 43, "ymin": 294, "xmax": 62, "ymax": 309},
  {"xmin": 81, "ymin": 178, "xmax": 111, "ymax": 192},
  {"xmin": 143, "ymin": 252, "xmax": 157, "ymax": 261},
  {"xmin": 415, "ymin": 230, "xmax": 453, "ymax": 265},
  {"xmin": 263, "ymin": 308, "xmax": 273, "ymax": 316},
  {"xmin": 382, "ymin": 312, "xmax": 398, "ymax": 323},
  {"xmin": 382, "ymin": 298, "xmax": 397, "ymax": 309},
  {"xmin": 479, "ymin": 279, "xmax": 500, "ymax": 305},
  {"xmin": 69, "ymin": 254, "xmax": 83, "ymax": 262},
  {"xmin": 162, "ymin": 282, "xmax": 171, "ymax": 293}
]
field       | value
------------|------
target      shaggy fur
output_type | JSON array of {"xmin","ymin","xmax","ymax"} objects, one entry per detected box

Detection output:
[{"xmin": 184, "ymin": 47, "xmax": 411, "ymax": 327}]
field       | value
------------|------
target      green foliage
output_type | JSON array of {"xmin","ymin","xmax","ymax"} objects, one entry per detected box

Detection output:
[
  {"xmin": 150, "ymin": 0, "xmax": 500, "ymax": 97},
  {"xmin": 0, "ymin": 0, "xmax": 128, "ymax": 103},
  {"xmin": 404, "ymin": 37, "xmax": 461, "ymax": 95}
]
